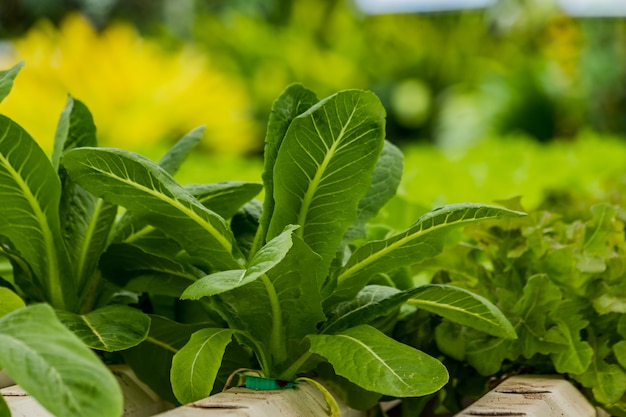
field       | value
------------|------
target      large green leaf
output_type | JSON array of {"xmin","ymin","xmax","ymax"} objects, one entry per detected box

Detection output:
[
  {"xmin": 171, "ymin": 328, "xmax": 236, "ymax": 404},
  {"xmin": 332, "ymin": 204, "xmax": 525, "ymax": 302},
  {"xmin": 407, "ymin": 285, "xmax": 517, "ymax": 339},
  {"xmin": 123, "ymin": 315, "xmax": 206, "ymax": 404},
  {"xmin": 323, "ymin": 284, "xmax": 515, "ymax": 339},
  {"xmin": 56, "ymin": 305, "xmax": 150, "ymax": 352},
  {"xmin": 182, "ymin": 225, "xmax": 299, "ymax": 299},
  {"xmin": 62, "ymin": 148, "xmax": 242, "ymax": 270},
  {"xmin": 267, "ymin": 90, "xmax": 386, "ymax": 276},
  {"xmin": 308, "ymin": 325, "xmax": 448, "ymax": 397},
  {"xmin": 0, "ymin": 287, "xmax": 25, "ymax": 318},
  {"xmin": 0, "ymin": 116, "xmax": 74, "ymax": 310},
  {"xmin": 343, "ymin": 140, "xmax": 403, "ymax": 244},
  {"xmin": 54, "ymin": 98, "xmax": 118, "ymax": 303},
  {"xmin": 253, "ymin": 83, "xmax": 319, "ymax": 255},
  {"xmin": 0, "ymin": 304, "xmax": 123, "ymax": 417},
  {"xmin": 0, "ymin": 62, "xmax": 23, "ymax": 104}
]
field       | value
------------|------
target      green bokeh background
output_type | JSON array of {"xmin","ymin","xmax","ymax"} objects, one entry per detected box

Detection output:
[{"xmin": 1, "ymin": 0, "xmax": 626, "ymax": 209}]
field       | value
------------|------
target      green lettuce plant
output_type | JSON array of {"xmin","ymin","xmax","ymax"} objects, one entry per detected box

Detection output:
[
  {"xmin": 0, "ymin": 63, "xmax": 261, "ymax": 416},
  {"xmin": 60, "ymin": 82, "xmax": 524, "ymax": 409},
  {"xmin": 405, "ymin": 197, "xmax": 626, "ymax": 416}
]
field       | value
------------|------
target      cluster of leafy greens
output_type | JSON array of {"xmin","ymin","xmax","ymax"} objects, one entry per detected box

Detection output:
[
  {"xmin": 66, "ymin": 83, "xmax": 523, "ymax": 408},
  {"xmin": 405, "ymin": 197, "xmax": 626, "ymax": 416},
  {"xmin": 0, "ymin": 61, "xmax": 522, "ymax": 416}
]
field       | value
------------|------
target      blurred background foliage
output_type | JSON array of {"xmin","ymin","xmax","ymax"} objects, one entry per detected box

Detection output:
[{"xmin": 0, "ymin": 0, "xmax": 625, "ymax": 208}]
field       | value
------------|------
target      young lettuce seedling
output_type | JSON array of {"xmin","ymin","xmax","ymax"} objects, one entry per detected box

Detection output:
[{"xmin": 62, "ymin": 84, "xmax": 524, "ymax": 409}]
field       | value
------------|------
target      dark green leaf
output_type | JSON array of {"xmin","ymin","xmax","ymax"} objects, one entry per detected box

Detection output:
[
  {"xmin": 62, "ymin": 148, "xmax": 242, "ymax": 270},
  {"xmin": 101, "ymin": 243, "xmax": 204, "ymax": 296},
  {"xmin": 52, "ymin": 96, "xmax": 98, "ymax": 170},
  {"xmin": 158, "ymin": 126, "xmax": 204, "ymax": 176},
  {"xmin": 0, "ymin": 116, "xmax": 74, "ymax": 310},
  {"xmin": 267, "ymin": 90, "xmax": 386, "ymax": 276},
  {"xmin": 56, "ymin": 305, "xmax": 150, "ymax": 352},
  {"xmin": 343, "ymin": 140, "xmax": 403, "ymax": 244},
  {"xmin": 253, "ymin": 83, "xmax": 318, "ymax": 254},
  {"xmin": 123, "ymin": 315, "xmax": 206, "ymax": 404},
  {"xmin": 0, "ymin": 304, "xmax": 123, "ymax": 417},
  {"xmin": 54, "ymin": 97, "xmax": 117, "ymax": 303},
  {"xmin": 185, "ymin": 181, "xmax": 262, "ymax": 219},
  {"xmin": 309, "ymin": 325, "xmax": 448, "ymax": 397},
  {"xmin": 231, "ymin": 200, "xmax": 262, "ymax": 259},
  {"xmin": 0, "ymin": 394, "xmax": 8, "ymax": 417}
]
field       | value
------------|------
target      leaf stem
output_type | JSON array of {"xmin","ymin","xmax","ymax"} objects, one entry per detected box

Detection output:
[
  {"xmin": 278, "ymin": 350, "xmax": 313, "ymax": 381},
  {"xmin": 78, "ymin": 270, "xmax": 102, "ymax": 314},
  {"xmin": 259, "ymin": 274, "xmax": 287, "ymax": 367},
  {"xmin": 235, "ymin": 330, "xmax": 272, "ymax": 377}
]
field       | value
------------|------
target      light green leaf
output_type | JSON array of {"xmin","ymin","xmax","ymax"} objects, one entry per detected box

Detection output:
[
  {"xmin": 575, "ymin": 346, "xmax": 626, "ymax": 405},
  {"xmin": 158, "ymin": 126, "xmax": 204, "ymax": 175},
  {"xmin": 614, "ymin": 341, "xmax": 626, "ymax": 370},
  {"xmin": 308, "ymin": 325, "xmax": 448, "ymax": 397},
  {"xmin": 0, "ymin": 304, "xmax": 123, "ymax": 417},
  {"xmin": 584, "ymin": 203, "xmax": 618, "ymax": 258},
  {"xmin": 181, "ymin": 270, "xmax": 246, "ymax": 300},
  {"xmin": 466, "ymin": 337, "xmax": 516, "ymax": 375},
  {"xmin": 0, "ymin": 287, "xmax": 25, "ymax": 318},
  {"xmin": 171, "ymin": 328, "xmax": 235, "ymax": 404},
  {"xmin": 0, "ymin": 62, "xmax": 23, "ymax": 103},
  {"xmin": 0, "ymin": 115, "xmax": 74, "ymax": 310},
  {"xmin": 185, "ymin": 181, "xmax": 262, "ymax": 220},
  {"xmin": 253, "ymin": 83, "xmax": 318, "ymax": 255},
  {"xmin": 268, "ymin": 90, "xmax": 386, "ymax": 276},
  {"xmin": 123, "ymin": 315, "xmax": 206, "ymax": 404},
  {"xmin": 56, "ymin": 305, "xmax": 150, "ymax": 352},
  {"xmin": 62, "ymin": 148, "xmax": 242, "ymax": 270},
  {"xmin": 182, "ymin": 225, "xmax": 299, "ymax": 299},
  {"xmin": 546, "ymin": 303, "xmax": 592, "ymax": 374},
  {"xmin": 333, "ymin": 204, "xmax": 525, "ymax": 302},
  {"xmin": 344, "ymin": 140, "xmax": 403, "ymax": 244}
]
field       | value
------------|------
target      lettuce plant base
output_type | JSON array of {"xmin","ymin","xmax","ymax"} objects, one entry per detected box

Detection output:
[{"xmin": 153, "ymin": 383, "xmax": 364, "ymax": 417}]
